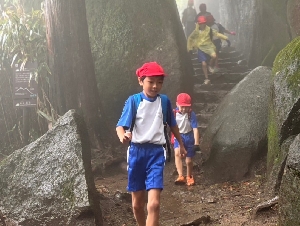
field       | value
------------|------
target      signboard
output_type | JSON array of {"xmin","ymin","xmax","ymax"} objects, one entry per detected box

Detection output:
[
  {"xmin": 13, "ymin": 62, "xmax": 38, "ymax": 108},
  {"xmin": 13, "ymin": 98, "xmax": 37, "ymax": 108}
]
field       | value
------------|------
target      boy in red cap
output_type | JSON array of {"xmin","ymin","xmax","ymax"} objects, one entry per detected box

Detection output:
[
  {"xmin": 187, "ymin": 16, "xmax": 228, "ymax": 84},
  {"xmin": 116, "ymin": 62, "xmax": 187, "ymax": 226},
  {"xmin": 206, "ymin": 14, "xmax": 236, "ymax": 69},
  {"xmin": 173, "ymin": 93, "xmax": 200, "ymax": 186}
]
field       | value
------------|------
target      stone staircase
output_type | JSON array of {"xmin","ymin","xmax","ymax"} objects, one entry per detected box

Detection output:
[{"xmin": 191, "ymin": 47, "xmax": 251, "ymax": 135}]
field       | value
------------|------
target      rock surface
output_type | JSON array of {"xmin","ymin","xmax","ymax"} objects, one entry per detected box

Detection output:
[
  {"xmin": 267, "ymin": 37, "xmax": 300, "ymax": 194},
  {"xmin": 279, "ymin": 134, "xmax": 300, "ymax": 225},
  {"xmin": 200, "ymin": 66, "xmax": 272, "ymax": 183},
  {"xmin": 0, "ymin": 110, "xmax": 101, "ymax": 225},
  {"xmin": 86, "ymin": 0, "xmax": 194, "ymax": 126}
]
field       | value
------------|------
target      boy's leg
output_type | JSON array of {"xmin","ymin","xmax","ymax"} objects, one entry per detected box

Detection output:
[
  {"xmin": 202, "ymin": 61, "xmax": 209, "ymax": 80},
  {"xmin": 146, "ymin": 189, "xmax": 161, "ymax": 226},
  {"xmin": 198, "ymin": 49, "xmax": 209, "ymax": 80},
  {"xmin": 174, "ymin": 139, "xmax": 185, "ymax": 184},
  {"xmin": 127, "ymin": 144, "xmax": 148, "ymax": 225},
  {"xmin": 186, "ymin": 157, "xmax": 193, "ymax": 178},
  {"xmin": 132, "ymin": 190, "xmax": 147, "ymax": 226},
  {"xmin": 145, "ymin": 144, "xmax": 165, "ymax": 224},
  {"xmin": 185, "ymin": 134, "xmax": 195, "ymax": 185},
  {"xmin": 174, "ymin": 148, "xmax": 184, "ymax": 180},
  {"xmin": 213, "ymin": 40, "xmax": 221, "ymax": 69},
  {"xmin": 209, "ymin": 52, "xmax": 217, "ymax": 69}
]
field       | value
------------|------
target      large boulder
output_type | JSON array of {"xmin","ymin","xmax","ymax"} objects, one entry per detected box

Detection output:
[
  {"xmin": 200, "ymin": 66, "xmax": 272, "ymax": 183},
  {"xmin": 0, "ymin": 110, "xmax": 101, "ymax": 225},
  {"xmin": 267, "ymin": 37, "xmax": 300, "ymax": 193},
  {"xmin": 86, "ymin": 0, "xmax": 194, "ymax": 127},
  {"xmin": 279, "ymin": 134, "xmax": 300, "ymax": 225}
]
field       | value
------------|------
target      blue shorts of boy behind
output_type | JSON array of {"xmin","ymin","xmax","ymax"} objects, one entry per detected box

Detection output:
[
  {"xmin": 197, "ymin": 49, "xmax": 210, "ymax": 63},
  {"xmin": 174, "ymin": 131, "xmax": 195, "ymax": 158},
  {"xmin": 127, "ymin": 143, "xmax": 166, "ymax": 192}
]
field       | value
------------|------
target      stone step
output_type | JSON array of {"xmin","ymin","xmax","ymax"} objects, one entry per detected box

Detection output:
[
  {"xmin": 193, "ymin": 61, "xmax": 237, "ymax": 69},
  {"xmin": 193, "ymin": 90, "xmax": 229, "ymax": 103},
  {"xmin": 193, "ymin": 103, "xmax": 219, "ymax": 114},
  {"xmin": 219, "ymin": 46, "xmax": 236, "ymax": 53},
  {"xmin": 227, "ymin": 65, "xmax": 249, "ymax": 73},
  {"xmin": 218, "ymin": 54, "xmax": 245, "ymax": 63},
  {"xmin": 219, "ymin": 50, "xmax": 242, "ymax": 59},
  {"xmin": 194, "ymin": 83, "xmax": 236, "ymax": 92},
  {"xmin": 196, "ymin": 113, "xmax": 213, "ymax": 125},
  {"xmin": 193, "ymin": 72, "xmax": 246, "ymax": 84}
]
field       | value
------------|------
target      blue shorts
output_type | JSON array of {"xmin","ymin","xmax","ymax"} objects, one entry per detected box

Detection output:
[
  {"xmin": 197, "ymin": 49, "xmax": 210, "ymax": 63},
  {"xmin": 174, "ymin": 131, "xmax": 195, "ymax": 158},
  {"xmin": 127, "ymin": 143, "xmax": 166, "ymax": 192}
]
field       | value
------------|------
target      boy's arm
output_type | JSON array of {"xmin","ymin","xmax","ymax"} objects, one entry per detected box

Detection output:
[
  {"xmin": 116, "ymin": 96, "xmax": 134, "ymax": 144},
  {"xmin": 193, "ymin": 128, "xmax": 200, "ymax": 145},
  {"xmin": 212, "ymin": 29, "xmax": 228, "ymax": 40},
  {"xmin": 191, "ymin": 111, "xmax": 200, "ymax": 146},
  {"xmin": 170, "ymin": 125, "xmax": 187, "ymax": 156},
  {"xmin": 116, "ymin": 126, "xmax": 131, "ymax": 144}
]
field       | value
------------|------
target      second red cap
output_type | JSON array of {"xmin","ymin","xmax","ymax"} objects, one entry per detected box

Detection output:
[{"xmin": 177, "ymin": 93, "xmax": 192, "ymax": 106}]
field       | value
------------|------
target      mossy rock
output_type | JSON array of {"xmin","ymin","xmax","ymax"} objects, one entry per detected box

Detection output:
[{"xmin": 267, "ymin": 37, "xmax": 300, "ymax": 194}]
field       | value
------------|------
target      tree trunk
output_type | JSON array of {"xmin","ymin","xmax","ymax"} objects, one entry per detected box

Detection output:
[
  {"xmin": 44, "ymin": 0, "xmax": 108, "ymax": 151},
  {"xmin": 86, "ymin": 0, "xmax": 195, "ymax": 130}
]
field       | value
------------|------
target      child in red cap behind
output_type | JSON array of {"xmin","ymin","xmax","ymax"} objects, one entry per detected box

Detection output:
[
  {"xmin": 116, "ymin": 62, "xmax": 187, "ymax": 226},
  {"xmin": 172, "ymin": 93, "xmax": 200, "ymax": 186}
]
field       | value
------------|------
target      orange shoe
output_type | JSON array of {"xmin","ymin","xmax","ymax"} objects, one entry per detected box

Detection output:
[
  {"xmin": 175, "ymin": 175, "xmax": 185, "ymax": 185},
  {"xmin": 186, "ymin": 176, "xmax": 195, "ymax": 186}
]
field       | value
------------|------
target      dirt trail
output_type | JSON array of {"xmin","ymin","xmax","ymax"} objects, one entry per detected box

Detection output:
[{"xmin": 95, "ymin": 158, "xmax": 278, "ymax": 226}]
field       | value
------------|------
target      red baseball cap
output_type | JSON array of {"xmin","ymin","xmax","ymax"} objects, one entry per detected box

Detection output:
[
  {"xmin": 136, "ymin": 62, "xmax": 166, "ymax": 77},
  {"xmin": 177, "ymin": 93, "xmax": 192, "ymax": 106},
  {"xmin": 197, "ymin": 16, "xmax": 207, "ymax": 24}
]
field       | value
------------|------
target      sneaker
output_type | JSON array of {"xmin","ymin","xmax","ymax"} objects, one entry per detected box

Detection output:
[
  {"xmin": 204, "ymin": 79, "xmax": 211, "ymax": 85},
  {"xmin": 175, "ymin": 175, "xmax": 185, "ymax": 185},
  {"xmin": 208, "ymin": 66, "xmax": 215, "ymax": 74},
  {"xmin": 186, "ymin": 176, "xmax": 195, "ymax": 186}
]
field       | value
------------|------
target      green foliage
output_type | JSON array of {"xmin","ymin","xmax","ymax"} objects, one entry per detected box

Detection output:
[{"xmin": 0, "ymin": 4, "xmax": 47, "ymax": 72}]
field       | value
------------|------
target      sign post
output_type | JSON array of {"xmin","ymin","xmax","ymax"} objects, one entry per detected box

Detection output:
[{"xmin": 13, "ymin": 62, "xmax": 38, "ymax": 145}]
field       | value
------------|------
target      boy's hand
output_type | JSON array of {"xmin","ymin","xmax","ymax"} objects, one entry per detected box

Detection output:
[
  {"xmin": 193, "ymin": 145, "xmax": 201, "ymax": 153},
  {"xmin": 179, "ymin": 145, "xmax": 187, "ymax": 158},
  {"xmin": 120, "ymin": 132, "xmax": 132, "ymax": 144}
]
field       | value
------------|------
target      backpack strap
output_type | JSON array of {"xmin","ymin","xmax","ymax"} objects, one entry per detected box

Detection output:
[
  {"xmin": 159, "ymin": 94, "xmax": 168, "ymax": 125},
  {"xmin": 130, "ymin": 93, "xmax": 143, "ymax": 132},
  {"xmin": 209, "ymin": 28, "xmax": 213, "ymax": 41}
]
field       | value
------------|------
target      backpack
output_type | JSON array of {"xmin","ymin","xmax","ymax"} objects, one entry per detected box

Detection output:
[
  {"xmin": 170, "ymin": 108, "xmax": 192, "ymax": 145},
  {"xmin": 130, "ymin": 93, "xmax": 172, "ymax": 162},
  {"xmin": 217, "ymin": 23, "xmax": 226, "ymax": 34},
  {"xmin": 209, "ymin": 28, "xmax": 213, "ymax": 41}
]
